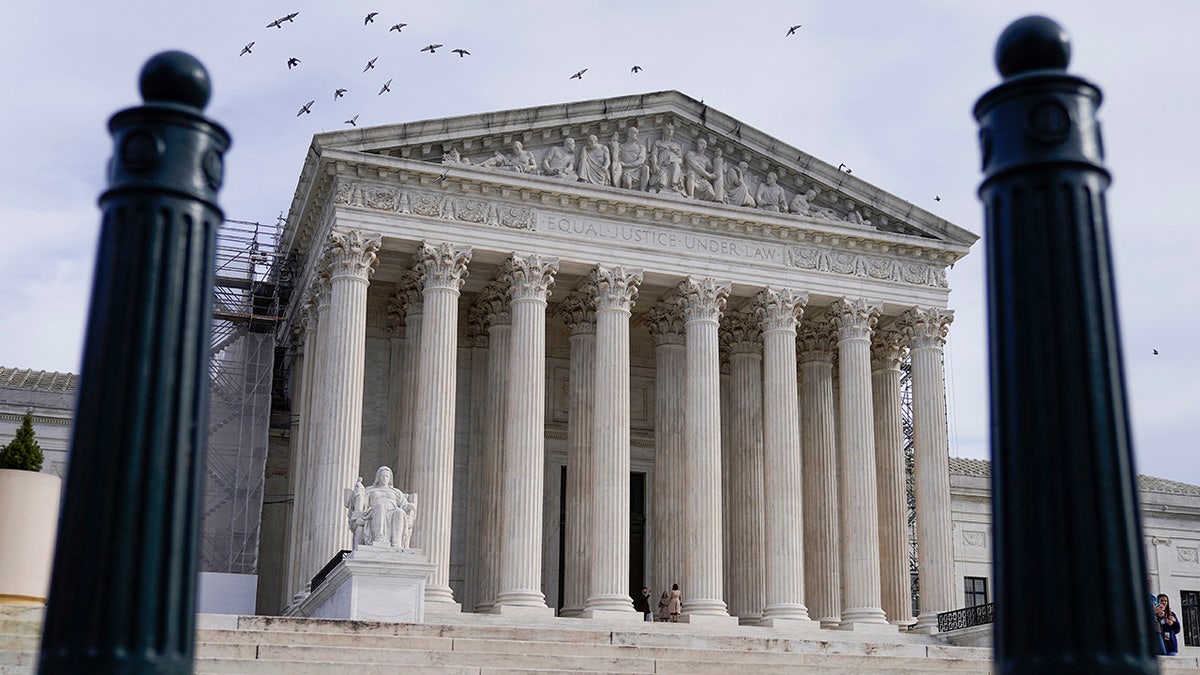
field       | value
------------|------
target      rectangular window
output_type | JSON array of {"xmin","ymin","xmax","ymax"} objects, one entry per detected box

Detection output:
[
  {"xmin": 964, "ymin": 576, "xmax": 988, "ymax": 608},
  {"xmin": 1182, "ymin": 590, "xmax": 1200, "ymax": 647}
]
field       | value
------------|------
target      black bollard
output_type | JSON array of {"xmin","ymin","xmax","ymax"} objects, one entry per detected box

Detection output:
[
  {"xmin": 975, "ymin": 17, "xmax": 1157, "ymax": 674},
  {"xmin": 39, "ymin": 51, "xmax": 229, "ymax": 675}
]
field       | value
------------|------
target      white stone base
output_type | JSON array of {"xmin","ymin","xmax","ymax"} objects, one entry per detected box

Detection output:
[
  {"xmin": 489, "ymin": 603, "xmax": 555, "ymax": 618},
  {"xmin": 834, "ymin": 620, "xmax": 900, "ymax": 633},
  {"xmin": 756, "ymin": 616, "xmax": 821, "ymax": 630},
  {"xmin": 292, "ymin": 547, "xmax": 435, "ymax": 624},
  {"xmin": 579, "ymin": 608, "xmax": 644, "ymax": 623},
  {"xmin": 425, "ymin": 600, "xmax": 464, "ymax": 617},
  {"xmin": 910, "ymin": 613, "xmax": 940, "ymax": 634},
  {"xmin": 678, "ymin": 613, "xmax": 741, "ymax": 627}
]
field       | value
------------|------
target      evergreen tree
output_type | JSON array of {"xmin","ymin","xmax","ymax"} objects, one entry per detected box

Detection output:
[{"xmin": 0, "ymin": 412, "xmax": 44, "ymax": 472}]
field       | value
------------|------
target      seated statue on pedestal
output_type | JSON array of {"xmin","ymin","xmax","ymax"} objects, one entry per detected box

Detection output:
[{"xmin": 346, "ymin": 466, "xmax": 417, "ymax": 549}]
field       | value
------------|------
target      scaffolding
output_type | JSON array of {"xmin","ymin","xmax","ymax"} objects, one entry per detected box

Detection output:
[{"xmin": 201, "ymin": 217, "xmax": 295, "ymax": 575}]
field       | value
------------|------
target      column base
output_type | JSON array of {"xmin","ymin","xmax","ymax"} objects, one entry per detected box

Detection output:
[
  {"xmin": 558, "ymin": 605, "xmax": 584, "ymax": 618},
  {"xmin": 580, "ymin": 608, "xmax": 643, "ymax": 623},
  {"xmin": 756, "ymin": 616, "xmax": 820, "ymax": 630},
  {"xmin": 424, "ymin": 582, "xmax": 457, "ymax": 605},
  {"xmin": 834, "ymin": 619, "xmax": 899, "ymax": 633},
  {"xmin": 910, "ymin": 612, "xmax": 941, "ymax": 633},
  {"xmin": 678, "ymin": 613, "xmax": 740, "ymax": 627},
  {"xmin": 737, "ymin": 615, "xmax": 764, "ymax": 626},
  {"xmin": 472, "ymin": 601, "xmax": 495, "ymax": 614},
  {"xmin": 489, "ymin": 603, "xmax": 555, "ymax": 618}
]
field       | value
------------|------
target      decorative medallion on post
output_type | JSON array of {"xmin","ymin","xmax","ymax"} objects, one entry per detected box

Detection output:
[
  {"xmin": 975, "ymin": 16, "xmax": 1157, "ymax": 673},
  {"xmin": 39, "ymin": 51, "xmax": 229, "ymax": 675}
]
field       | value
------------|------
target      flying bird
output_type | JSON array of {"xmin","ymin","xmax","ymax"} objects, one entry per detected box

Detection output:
[
  {"xmin": 421, "ymin": 44, "xmax": 443, "ymax": 53},
  {"xmin": 296, "ymin": 100, "xmax": 314, "ymax": 116},
  {"xmin": 379, "ymin": 78, "xmax": 392, "ymax": 95},
  {"xmin": 390, "ymin": 23, "xmax": 407, "ymax": 32},
  {"xmin": 934, "ymin": 195, "xmax": 941, "ymax": 202},
  {"xmin": 838, "ymin": 163, "xmax": 852, "ymax": 174},
  {"xmin": 787, "ymin": 24, "xmax": 802, "ymax": 36},
  {"xmin": 345, "ymin": 115, "xmax": 359, "ymax": 126},
  {"xmin": 631, "ymin": 65, "xmax": 642, "ymax": 73},
  {"xmin": 240, "ymin": 42, "xmax": 255, "ymax": 56},
  {"xmin": 287, "ymin": 57, "xmax": 300, "ymax": 69},
  {"xmin": 334, "ymin": 88, "xmax": 347, "ymax": 100},
  {"xmin": 363, "ymin": 56, "xmax": 378, "ymax": 72},
  {"xmin": 267, "ymin": 12, "xmax": 299, "ymax": 28},
  {"xmin": 1153, "ymin": 349, "xmax": 1159, "ymax": 355},
  {"xmin": 364, "ymin": 12, "xmax": 378, "ymax": 25},
  {"xmin": 452, "ymin": 49, "xmax": 470, "ymax": 58},
  {"xmin": 569, "ymin": 68, "xmax": 587, "ymax": 80},
  {"xmin": 435, "ymin": 170, "xmax": 449, "ymax": 183}
]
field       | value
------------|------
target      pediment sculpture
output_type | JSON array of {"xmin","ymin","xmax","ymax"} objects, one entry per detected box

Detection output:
[
  {"xmin": 345, "ymin": 466, "xmax": 417, "ymax": 549},
  {"xmin": 440, "ymin": 120, "xmax": 873, "ymax": 228}
]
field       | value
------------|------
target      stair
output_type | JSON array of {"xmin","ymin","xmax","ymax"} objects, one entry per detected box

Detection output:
[{"xmin": 3, "ymin": 604, "xmax": 1199, "ymax": 673}]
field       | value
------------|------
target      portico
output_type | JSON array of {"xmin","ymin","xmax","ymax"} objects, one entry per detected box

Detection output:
[{"xmin": 274, "ymin": 91, "xmax": 976, "ymax": 630}]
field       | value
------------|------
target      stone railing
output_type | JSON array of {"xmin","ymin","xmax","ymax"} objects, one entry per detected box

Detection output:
[{"xmin": 937, "ymin": 602, "xmax": 995, "ymax": 632}]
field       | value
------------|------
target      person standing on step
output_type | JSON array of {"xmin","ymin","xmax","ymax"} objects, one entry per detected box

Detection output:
[
  {"xmin": 658, "ymin": 591, "xmax": 670, "ymax": 621},
  {"xmin": 1157, "ymin": 594, "xmax": 1181, "ymax": 656},
  {"xmin": 668, "ymin": 583, "xmax": 682, "ymax": 622},
  {"xmin": 635, "ymin": 586, "xmax": 652, "ymax": 621}
]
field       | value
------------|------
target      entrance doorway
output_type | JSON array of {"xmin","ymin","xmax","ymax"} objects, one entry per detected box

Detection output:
[{"xmin": 556, "ymin": 468, "xmax": 647, "ymax": 612}]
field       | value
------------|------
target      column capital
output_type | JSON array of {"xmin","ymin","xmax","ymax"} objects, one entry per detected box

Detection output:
[
  {"xmin": 678, "ymin": 276, "xmax": 731, "ymax": 323},
  {"xmin": 830, "ymin": 297, "xmax": 881, "ymax": 342},
  {"xmin": 508, "ymin": 253, "xmax": 559, "ymax": 302},
  {"xmin": 593, "ymin": 265, "xmax": 642, "ymax": 312},
  {"xmin": 901, "ymin": 306, "xmax": 955, "ymax": 350},
  {"xmin": 327, "ymin": 229, "xmax": 382, "ymax": 279},
  {"xmin": 394, "ymin": 270, "xmax": 424, "ymax": 315},
  {"xmin": 644, "ymin": 302, "xmax": 686, "ymax": 346},
  {"xmin": 416, "ymin": 241, "xmax": 472, "ymax": 291},
  {"xmin": 558, "ymin": 292, "xmax": 596, "ymax": 336},
  {"xmin": 756, "ymin": 287, "xmax": 809, "ymax": 334},
  {"xmin": 871, "ymin": 326, "xmax": 906, "ymax": 371},
  {"xmin": 721, "ymin": 310, "xmax": 762, "ymax": 356},
  {"xmin": 797, "ymin": 321, "xmax": 837, "ymax": 364},
  {"xmin": 465, "ymin": 304, "xmax": 491, "ymax": 348},
  {"xmin": 313, "ymin": 271, "xmax": 332, "ymax": 314}
]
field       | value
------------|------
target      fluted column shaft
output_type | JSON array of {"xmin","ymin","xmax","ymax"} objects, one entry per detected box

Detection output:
[
  {"xmin": 584, "ymin": 266, "xmax": 642, "ymax": 615},
  {"xmin": 475, "ymin": 279, "xmax": 511, "ymax": 612},
  {"xmin": 393, "ymin": 270, "xmax": 423, "ymax": 489},
  {"xmin": 799, "ymin": 325, "xmax": 840, "ymax": 625},
  {"xmin": 298, "ymin": 279, "xmax": 331, "ymax": 594},
  {"xmin": 646, "ymin": 304, "xmax": 687, "ymax": 597},
  {"xmin": 723, "ymin": 314, "xmax": 764, "ymax": 621},
  {"xmin": 905, "ymin": 308, "xmax": 957, "ymax": 630},
  {"xmin": 758, "ymin": 289, "xmax": 812, "ymax": 623},
  {"xmin": 831, "ymin": 297, "xmax": 889, "ymax": 628},
  {"xmin": 309, "ymin": 231, "xmax": 380, "ymax": 579},
  {"xmin": 560, "ymin": 292, "xmax": 595, "ymax": 617},
  {"xmin": 495, "ymin": 254, "xmax": 558, "ymax": 610},
  {"xmin": 462, "ymin": 310, "xmax": 489, "ymax": 614},
  {"xmin": 681, "ymin": 277, "xmax": 731, "ymax": 618},
  {"xmin": 872, "ymin": 329, "xmax": 911, "ymax": 625},
  {"xmin": 411, "ymin": 242, "xmax": 471, "ymax": 604},
  {"xmin": 286, "ymin": 290, "xmax": 320, "ymax": 601}
]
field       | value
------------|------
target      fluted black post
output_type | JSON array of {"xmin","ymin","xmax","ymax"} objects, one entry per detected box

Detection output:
[
  {"xmin": 975, "ymin": 17, "xmax": 1157, "ymax": 674},
  {"xmin": 39, "ymin": 52, "xmax": 229, "ymax": 675}
]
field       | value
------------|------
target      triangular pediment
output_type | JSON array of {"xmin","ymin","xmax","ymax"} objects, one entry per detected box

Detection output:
[{"xmin": 309, "ymin": 91, "xmax": 976, "ymax": 248}]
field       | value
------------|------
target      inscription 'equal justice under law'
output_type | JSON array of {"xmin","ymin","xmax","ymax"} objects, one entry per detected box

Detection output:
[{"xmin": 544, "ymin": 214, "xmax": 786, "ymax": 264}]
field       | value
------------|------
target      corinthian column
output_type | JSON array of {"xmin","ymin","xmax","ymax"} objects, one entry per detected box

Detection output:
[
  {"xmin": 474, "ymin": 275, "xmax": 511, "ymax": 612},
  {"xmin": 872, "ymin": 325, "xmax": 912, "ymax": 626},
  {"xmin": 461, "ymin": 303, "xmax": 490, "ymax": 614},
  {"xmin": 798, "ymin": 321, "xmax": 840, "ymax": 627},
  {"xmin": 308, "ymin": 230, "xmax": 380, "ymax": 579},
  {"xmin": 285, "ymin": 285, "xmax": 320, "ymax": 603},
  {"xmin": 721, "ymin": 311, "xmax": 765, "ymax": 623},
  {"xmin": 297, "ymin": 275, "xmax": 331, "ymax": 600},
  {"xmin": 678, "ymin": 277, "xmax": 736, "ymax": 623},
  {"xmin": 494, "ymin": 254, "xmax": 558, "ymax": 614},
  {"xmin": 645, "ymin": 302, "xmax": 686, "ymax": 599},
  {"xmin": 558, "ymin": 288, "xmax": 595, "ymax": 618},
  {"xmin": 830, "ymin": 297, "xmax": 893, "ymax": 630},
  {"xmin": 584, "ymin": 265, "xmax": 642, "ymax": 618},
  {"xmin": 902, "ymin": 307, "xmax": 956, "ymax": 632},
  {"xmin": 391, "ymin": 269, "xmax": 423, "ymax": 489},
  {"xmin": 410, "ymin": 241, "xmax": 471, "ymax": 606},
  {"xmin": 757, "ymin": 288, "xmax": 816, "ymax": 626}
]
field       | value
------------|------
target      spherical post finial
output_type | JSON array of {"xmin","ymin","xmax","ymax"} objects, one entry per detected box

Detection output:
[
  {"xmin": 139, "ymin": 50, "xmax": 212, "ymax": 110},
  {"xmin": 995, "ymin": 15, "xmax": 1071, "ymax": 78}
]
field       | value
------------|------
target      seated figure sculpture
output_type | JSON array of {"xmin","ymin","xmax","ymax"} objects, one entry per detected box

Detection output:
[{"xmin": 346, "ymin": 466, "xmax": 417, "ymax": 549}]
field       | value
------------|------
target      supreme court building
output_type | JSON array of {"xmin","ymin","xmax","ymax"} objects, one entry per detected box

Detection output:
[{"xmin": 271, "ymin": 91, "xmax": 979, "ymax": 631}]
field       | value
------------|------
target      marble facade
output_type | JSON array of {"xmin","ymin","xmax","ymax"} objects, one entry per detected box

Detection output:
[{"xmin": 272, "ymin": 91, "xmax": 978, "ymax": 629}]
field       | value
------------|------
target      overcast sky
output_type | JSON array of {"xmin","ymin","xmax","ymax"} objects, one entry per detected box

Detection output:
[{"xmin": 1, "ymin": 1, "xmax": 1196, "ymax": 486}]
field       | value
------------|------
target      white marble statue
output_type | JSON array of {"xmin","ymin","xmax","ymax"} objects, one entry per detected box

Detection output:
[
  {"xmin": 346, "ymin": 466, "xmax": 417, "ymax": 549},
  {"xmin": 542, "ymin": 137, "xmax": 578, "ymax": 181},
  {"xmin": 755, "ymin": 171, "xmax": 789, "ymax": 212},
  {"xmin": 615, "ymin": 126, "xmax": 650, "ymax": 191},
  {"xmin": 577, "ymin": 134, "xmax": 612, "ymax": 185},
  {"xmin": 650, "ymin": 122, "xmax": 685, "ymax": 195},
  {"xmin": 725, "ymin": 160, "xmax": 756, "ymax": 207},
  {"xmin": 684, "ymin": 138, "xmax": 718, "ymax": 201}
]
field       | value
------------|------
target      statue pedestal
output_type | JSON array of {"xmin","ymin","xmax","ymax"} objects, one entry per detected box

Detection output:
[{"xmin": 292, "ymin": 547, "xmax": 435, "ymax": 624}]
